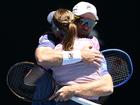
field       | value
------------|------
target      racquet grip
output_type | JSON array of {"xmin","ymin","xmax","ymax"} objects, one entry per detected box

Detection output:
[{"xmin": 71, "ymin": 96, "xmax": 101, "ymax": 105}]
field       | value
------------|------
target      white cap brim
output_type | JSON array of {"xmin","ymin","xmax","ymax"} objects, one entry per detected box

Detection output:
[{"xmin": 47, "ymin": 11, "xmax": 56, "ymax": 24}]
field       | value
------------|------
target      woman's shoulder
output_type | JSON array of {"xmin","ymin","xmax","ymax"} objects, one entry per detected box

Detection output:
[{"xmin": 55, "ymin": 43, "xmax": 63, "ymax": 50}]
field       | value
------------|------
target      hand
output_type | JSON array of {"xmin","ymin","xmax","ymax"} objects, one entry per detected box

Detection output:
[
  {"xmin": 81, "ymin": 46, "xmax": 103, "ymax": 67},
  {"xmin": 49, "ymin": 86, "xmax": 75, "ymax": 102}
]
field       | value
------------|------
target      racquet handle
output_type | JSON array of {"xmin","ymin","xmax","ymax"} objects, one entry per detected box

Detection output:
[{"xmin": 71, "ymin": 96, "xmax": 101, "ymax": 105}]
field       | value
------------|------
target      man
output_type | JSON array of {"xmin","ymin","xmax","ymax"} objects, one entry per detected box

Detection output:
[{"xmin": 70, "ymin": 2, "xmax": 113, "ymax": 102}]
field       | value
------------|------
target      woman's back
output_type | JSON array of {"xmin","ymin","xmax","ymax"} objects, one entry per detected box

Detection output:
[{"xmin": 52, "ymin": 37, "xmax": 106, "ymax": 85}]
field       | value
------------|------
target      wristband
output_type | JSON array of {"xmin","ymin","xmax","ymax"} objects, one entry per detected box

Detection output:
[{"xmin": 62, "ymin": 50, "xmax": 82, "ymax": 65}]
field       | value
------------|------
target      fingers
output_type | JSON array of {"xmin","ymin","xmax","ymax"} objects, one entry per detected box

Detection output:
[
  {"xmin": 93, "ymin": 60, "xmax": 101, "ymax": 68},
  {"xmin": 87, "ymin": 53, "xmax": 104, "ymax": 64},
  {"xmin": 49, "ymin": 91, "xmax": 68, "ymax": 102},
  {"xmin": 49, "ymin": 86, "xmax": 74, "ymax": 102},
  {"xmin": 48, "ymin": 91, "xmax": 60, "ymax": 100},
  {"xmin": 82, "ymin": 45, "xmax": 93, "ymax": 49},
  {"xmin": 94, "ymin": 54, "xmax": 103, "ymax": 60},
  {"xmin": 92, "ymin": 50, "xmax": 103, "ymax": 56},
  {"xmin": 91, "ymin": 50, "xmax": 104, "ymax": 61},
  {"xmin": 54, "ymin": 92, "xmax": 66, "ymax": 102}
]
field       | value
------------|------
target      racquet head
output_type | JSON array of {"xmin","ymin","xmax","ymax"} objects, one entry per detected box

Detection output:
[
  {"xmin": 6, "ymin": 61, "xmax": 56, "ymax": 102},
  {"xmin": 101, "ymin": 49, "xmax": 133, "ymax": 88}
]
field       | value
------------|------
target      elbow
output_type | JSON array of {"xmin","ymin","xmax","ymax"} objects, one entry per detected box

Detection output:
[
  {"xmin": 35, "ymin": 48, "xmax": 52, "ymax": 64},
  {"xmin": 36, "ymin": 54, "xmax": 49, "ymax": 63},
  {"xmin": 102, "ymin": 74, "xmax": 114, "ymax": 96},
  {"xmin": 102, "ymin": 79, "xmax": 114, "ymax": 96},
  {"xmin": 103, "ymin": 85, "xmax": 114, "ymax": 96},
  {"xmin": 35, "ymin": 47, "xmax": 62, "ymax": 67},
  {"xmin": 35, "ymin": 50, "xmax": 55, "ymax": 68},
  {"xmin": 36, "ymin": 55, "xmax": 51, "ymax": 67}
]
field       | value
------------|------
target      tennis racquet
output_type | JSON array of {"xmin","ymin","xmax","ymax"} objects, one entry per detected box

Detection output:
[
  {"xmin": 7, "ymin": 61, "xmax": 101, "ymax": 105},
  {"xmin": 6, "ymin": 61, "xmax": 56, "ymax": 102},
  {"xmin": 101, "ymin": 49, "xmax": 133, "ymax": 88}
]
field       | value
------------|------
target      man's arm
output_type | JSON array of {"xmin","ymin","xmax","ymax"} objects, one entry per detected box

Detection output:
[
  {"xmin": 49, "ymin": 74, "xmax": 113, "ymax": 101},
  {"xmin": 72, "ymin": 74, "xmax": 113, "ymax": 97}
]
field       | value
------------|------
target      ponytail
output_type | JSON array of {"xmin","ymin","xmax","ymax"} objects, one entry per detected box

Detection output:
[
  {"xmin": 53, "ymin": 9, "xmax": 77, "ymax": 51},
  {"xmin": 63, "ymin": 22, "xmax": 77, "ymax": 51}
]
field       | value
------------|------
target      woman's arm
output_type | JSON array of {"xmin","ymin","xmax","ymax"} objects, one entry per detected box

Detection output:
[{"xmin": 35, "ymin": 46, "xmax": 103, "ymax": 68}]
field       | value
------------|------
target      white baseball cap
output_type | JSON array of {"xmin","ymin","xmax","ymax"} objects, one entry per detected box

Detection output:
[
  {"xmin": 72, "ymin": 1, "xmax": 99, "ymax": 20},
  {"xmin": 47, "ymin": 11, "xmax": 56, "ymax": 24}
]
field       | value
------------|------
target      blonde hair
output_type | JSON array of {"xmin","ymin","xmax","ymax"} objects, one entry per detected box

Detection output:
[{"xmin": 53, "ymin": 9, "xmax": 77, "ymax": 51}]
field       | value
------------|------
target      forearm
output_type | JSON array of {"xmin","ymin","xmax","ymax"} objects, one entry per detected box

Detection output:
[
  {"xmin": 71, "ymin": 74, "xmax": 113, "ymax": 97},
  {"xmin": 35, "ymin": 47, "xmax": 82, "ymax": 68},
  {"xmin": 35, "ymin": 47, "xmax": 103, "ymax": 68},
  {"xmin": 35, "ymin": 47, "xmax": 63, "ymax": 68}
]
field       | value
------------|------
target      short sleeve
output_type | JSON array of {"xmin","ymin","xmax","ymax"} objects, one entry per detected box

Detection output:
[
  {"xmin": 90, "ymin": 36, "xmax": 100, "ymax": 50},
  {"xmin": 38, "ymin": 34, "xmax": 55, "ymax": 48}
]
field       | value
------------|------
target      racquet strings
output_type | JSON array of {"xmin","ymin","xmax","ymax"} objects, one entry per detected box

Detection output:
[
  {"xmin": 105, "ymin": 52, "xmax": 132, "ymax": 87},
  {"xmin": 7, "ymin": 62, "xmax": 56, "ymax": 102}
]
